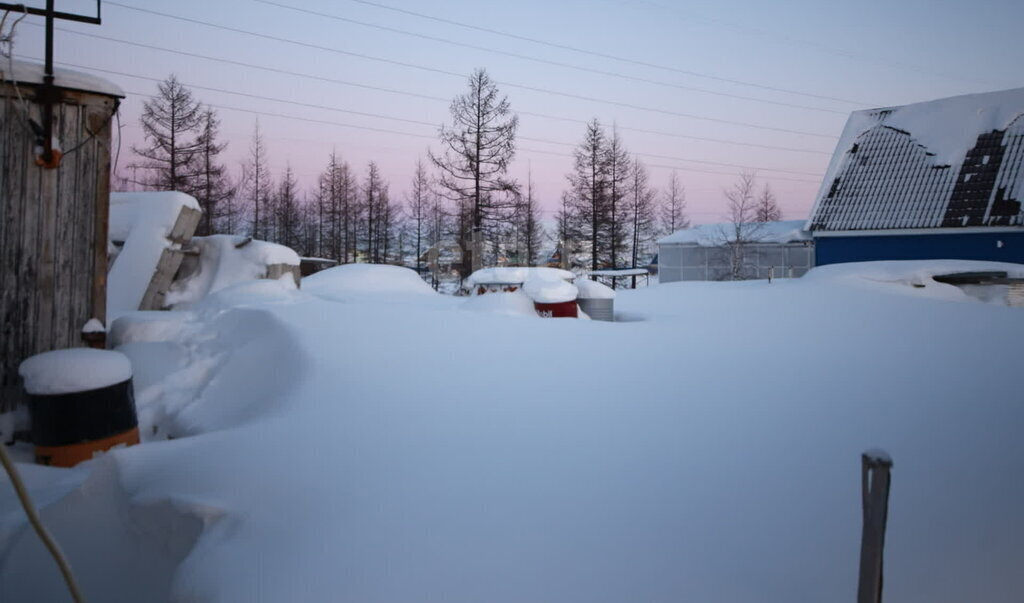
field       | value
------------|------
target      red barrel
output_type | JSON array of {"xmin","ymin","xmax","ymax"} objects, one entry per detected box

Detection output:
[{"xmin": 534, "ymin": 300, "xmax": 579, "ymax": 318}]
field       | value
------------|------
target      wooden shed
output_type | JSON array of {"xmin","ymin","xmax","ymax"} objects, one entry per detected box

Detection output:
[{"xmin": 1, "ymin": 61, "xmax": 122, "ymax": 415}]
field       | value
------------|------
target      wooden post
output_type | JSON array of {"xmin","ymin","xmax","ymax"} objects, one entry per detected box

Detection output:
[{"xmin": 858, "ymin": 450, "xmax": 893, "ymax": 603}]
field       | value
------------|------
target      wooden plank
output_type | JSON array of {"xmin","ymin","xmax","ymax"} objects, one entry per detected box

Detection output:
[
  {"xmin": 139, "ymin": 248, "xmax": 186, "ymax": 311},
  {"xmin": 168, "ymin": 206, "xmax": 201, "ymax": 243},
  {"xmin": 137, "ymin": 205, "xmax": 200, "ymax": 311},
  {"xmin": 90, "ymin": 99, "xmax": 113, "ymax": 329}
]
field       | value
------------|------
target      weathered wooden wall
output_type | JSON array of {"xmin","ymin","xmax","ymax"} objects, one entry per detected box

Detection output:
[{"xmin": 1, "ymin": 83, "xmax": 117, "ymax": 412}]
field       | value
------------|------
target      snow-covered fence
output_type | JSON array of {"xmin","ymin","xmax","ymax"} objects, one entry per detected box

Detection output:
[{"xmin": 1, "ymin": 64, "xmax": 122, "ymax": 414}]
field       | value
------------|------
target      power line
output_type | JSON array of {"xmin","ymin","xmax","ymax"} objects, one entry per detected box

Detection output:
[
  {"xmin": 99, "ymin": 2, "xmax": 837, "ymax": 139},
  {"xmin": 517, "ymin": 147, "xmax": 820, "ymax": 184},
  {"xmin": 616, "ymin": 0, "xmax": 1002, "ymax": 88},
  {"xmin": 43, "ymin": 57, "xmax": 823, "ymax": 179},
  {"xmin": 37, "ymin": 22, "xmax": 831, "ymax": 156},
  {"xmin": 342, "ymin": 0, "xmax": 877, "ymax": 107},
  {"xmin": 112, "ymin": 85, "xmax": 820, "ymax": 184},
  {"xmin": 254, "ymin": 0, "xmax": 848, "ymax": 116}
]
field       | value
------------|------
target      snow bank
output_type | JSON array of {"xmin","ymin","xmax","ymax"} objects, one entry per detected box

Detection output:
[
  {"xmin": 802, "ymin": 260, "xmax": 1024, "ymax": 303},
  {"xmin": 165, "ymin": 235, "xmax": 300, "ymax": 308},
  {"xmin": 18, "ymin": 349, "xmax": 132, "ymax": 395},
  {"xmin": 107, "ymin": 192, "xmax": 200, "ymax": 318},
  {"xmin": 576, "ymin": 278, "xmax": 616, "ymax": 299},
  {"xmin": 303, "ymin": 263, "xmax": 436, "ymax": 298},
  {"xmin": 111, "ymin": 280, "xmax": 305, "ymax": 439},
  {"xmin": 460, "ymin": 291, "xmax": 539, "ymax": 317},
  {"xmin": 6, "ymin": 256, "xmax": 1024, "ymax": 603},
  {"xmin": 658, "ymin": 220, "xmax": 811, "ymax": 245}
]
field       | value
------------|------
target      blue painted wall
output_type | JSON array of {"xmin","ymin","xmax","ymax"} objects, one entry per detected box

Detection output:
[{"xmin": 815, "ymin": 231, "xmax": 1024, "ymax": 266}]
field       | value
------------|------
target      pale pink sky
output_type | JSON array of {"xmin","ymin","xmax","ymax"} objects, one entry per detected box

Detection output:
[{"xmin": 12, "ymin": 0, "xmax": 1024, "ymax": 224}]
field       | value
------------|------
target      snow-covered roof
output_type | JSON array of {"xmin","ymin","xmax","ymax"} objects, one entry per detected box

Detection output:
[
  {"xmin": 588, "ymin": 268, "xmax": 649, "ymax": 277},
  {"xmin": 658, "ymin": 220, "xmax": 811, "ymax": 246},
  {"xmin": 467, "ymin": 267, "xmax": 575, "ymax": 285},
  {"xmin": 1, "ymin": 59, "xmax": 124, "ymax": 97},
  {"xmin": 807, "ymin": 87, "xmax": 1024, "ymax": 232}
]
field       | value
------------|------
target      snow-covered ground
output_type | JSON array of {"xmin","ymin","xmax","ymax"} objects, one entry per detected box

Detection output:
[{"xmin": 2, "ymin": 261, "xmax": 1023, "ymax": 602}]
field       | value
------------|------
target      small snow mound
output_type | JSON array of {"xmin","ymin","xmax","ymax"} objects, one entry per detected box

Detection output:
[
  {"xmin": 304, "ymin": 264, "xmax": 436, "ymax": 297},
  {"xmin": 19, "ymin": 349, "xmax": 132, "ymax": 395},
  {"xmin": 82, "ymin": 318, "xmax": 105, "ymax": 334},
  {"xmin": 576, "ymin": 278, "xmax": 616, "ymax": 299},
  {"xmin": 461, "ymin": 291, "xmax": 539, "ymax": 317}
]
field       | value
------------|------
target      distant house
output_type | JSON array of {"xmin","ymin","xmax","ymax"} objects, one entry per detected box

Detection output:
[
  {"xmin": 657, "ymin": 220, "xmax": 813, "ymax": 282},
  {"xmin": 806, "ymin": 88, "xmax": 1024, "ymax": 265}
]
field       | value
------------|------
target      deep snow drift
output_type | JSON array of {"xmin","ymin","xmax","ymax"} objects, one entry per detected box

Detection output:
[{"xmin": 2, "ymin": 261, "xmax": 1023, "ymax": 603}]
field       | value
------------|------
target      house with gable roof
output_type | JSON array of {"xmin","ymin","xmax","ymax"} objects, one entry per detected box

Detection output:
[{"xmin": 806, "ymin": 88, "xmax": 1024, "ymax": 265}]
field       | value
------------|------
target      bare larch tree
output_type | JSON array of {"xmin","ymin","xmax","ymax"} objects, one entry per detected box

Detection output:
[
  {"xmin": 431, "ymin": 69, "xmax": 519, "ymax": 275},
  {"xmin": 660, "ymin": 170, "xmax": 689, "ymax": 235},
  {"xmin": 755, "ymin": 183, "xmax": 782, "ymax": 222},
  {"xmin": 132, "ymin": 74, "xmax": 203, "ymax": 193}
]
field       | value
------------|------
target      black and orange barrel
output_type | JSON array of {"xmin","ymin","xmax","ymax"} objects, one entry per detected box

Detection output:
[{"xmin": 19, "ymin": 349, "xmax": 139, "ymax": 467}]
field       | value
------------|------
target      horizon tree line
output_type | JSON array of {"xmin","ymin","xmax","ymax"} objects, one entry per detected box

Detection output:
[{"xmin": 120, "ymin": 70, "xmax": 780, "ymax": 280}]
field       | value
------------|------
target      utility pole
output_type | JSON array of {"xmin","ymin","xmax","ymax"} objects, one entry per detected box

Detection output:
[{"xmin": 0, "ymin": 1, "xmax": 103, "ymax": 168}]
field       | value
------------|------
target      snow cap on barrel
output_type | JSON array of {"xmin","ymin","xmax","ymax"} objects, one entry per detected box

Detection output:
[{"xmin": 19, "ymin": 349, "xmax": 133, "ymax": 396}]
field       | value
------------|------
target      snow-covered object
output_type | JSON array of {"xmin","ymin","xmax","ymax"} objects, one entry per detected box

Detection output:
[
  {"xmin": 523, "ymin": 275, "xmax": 578, "ymax": 303},
  {"xmin": 2, "ymin": 59, "xmax": 124, "ymax": 97},
  {"xmin": 658, "ymin": 220, "xmax": 811, "ymax": 246},
  {"xmin": 165, "ymin": 235, "xmax": 300, "ymax": 308},
  {"xmin": 107, "ymin": 192, "xmax": 200, "ymax": 318},
  {"xmin": 467, "ymin": 267, "xmax": 575, "ymax": 286},
  {"xmin": 803, "ymin": 259, "xmax": 1024, "ymax": 285},
  {"xmin": 460, "ymin": 291, "xmax": 539, "ymax": 317},
  {"xmin": 575, "ymin": 278, "xmax": 616, "ymax": 299},
  {"xmin": 19, "ymin": 349, "xmax": 132, "ymax": 396},
  {"xmin": 303, "ymin": 263, "xmax": 436, "ymax": 298},
  {"xmin": 81, "ymin": 318, "xmax": 105, "ymax": 334}
]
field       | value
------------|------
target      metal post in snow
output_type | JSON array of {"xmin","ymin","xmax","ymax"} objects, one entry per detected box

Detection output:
[{"xmin": 857, "ymin": 449, "xmax": 893, "ymax": 603}]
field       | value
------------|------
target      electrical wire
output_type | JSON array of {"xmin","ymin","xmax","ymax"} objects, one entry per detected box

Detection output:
[
  {"xmin": 28, "ymin": 23, "xmax": 833, "ymax": 156},
  {"xmin": 116, "ymin": 86, "xmax": 820, "ymax": 184},
  {"xmin": 98, "ymin": 2, "xmax": 837, "ymax": 139},
  {"xmin": 339, "ymin": 0, "xmax": 876, "ymax": 105},
  {"xmin": 25, "ymin": 56, "xmax": 824, "ymax": 179},
  {"xmin": 254, "ymin": 0, "xmax": 849, "ymax": 115}
]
